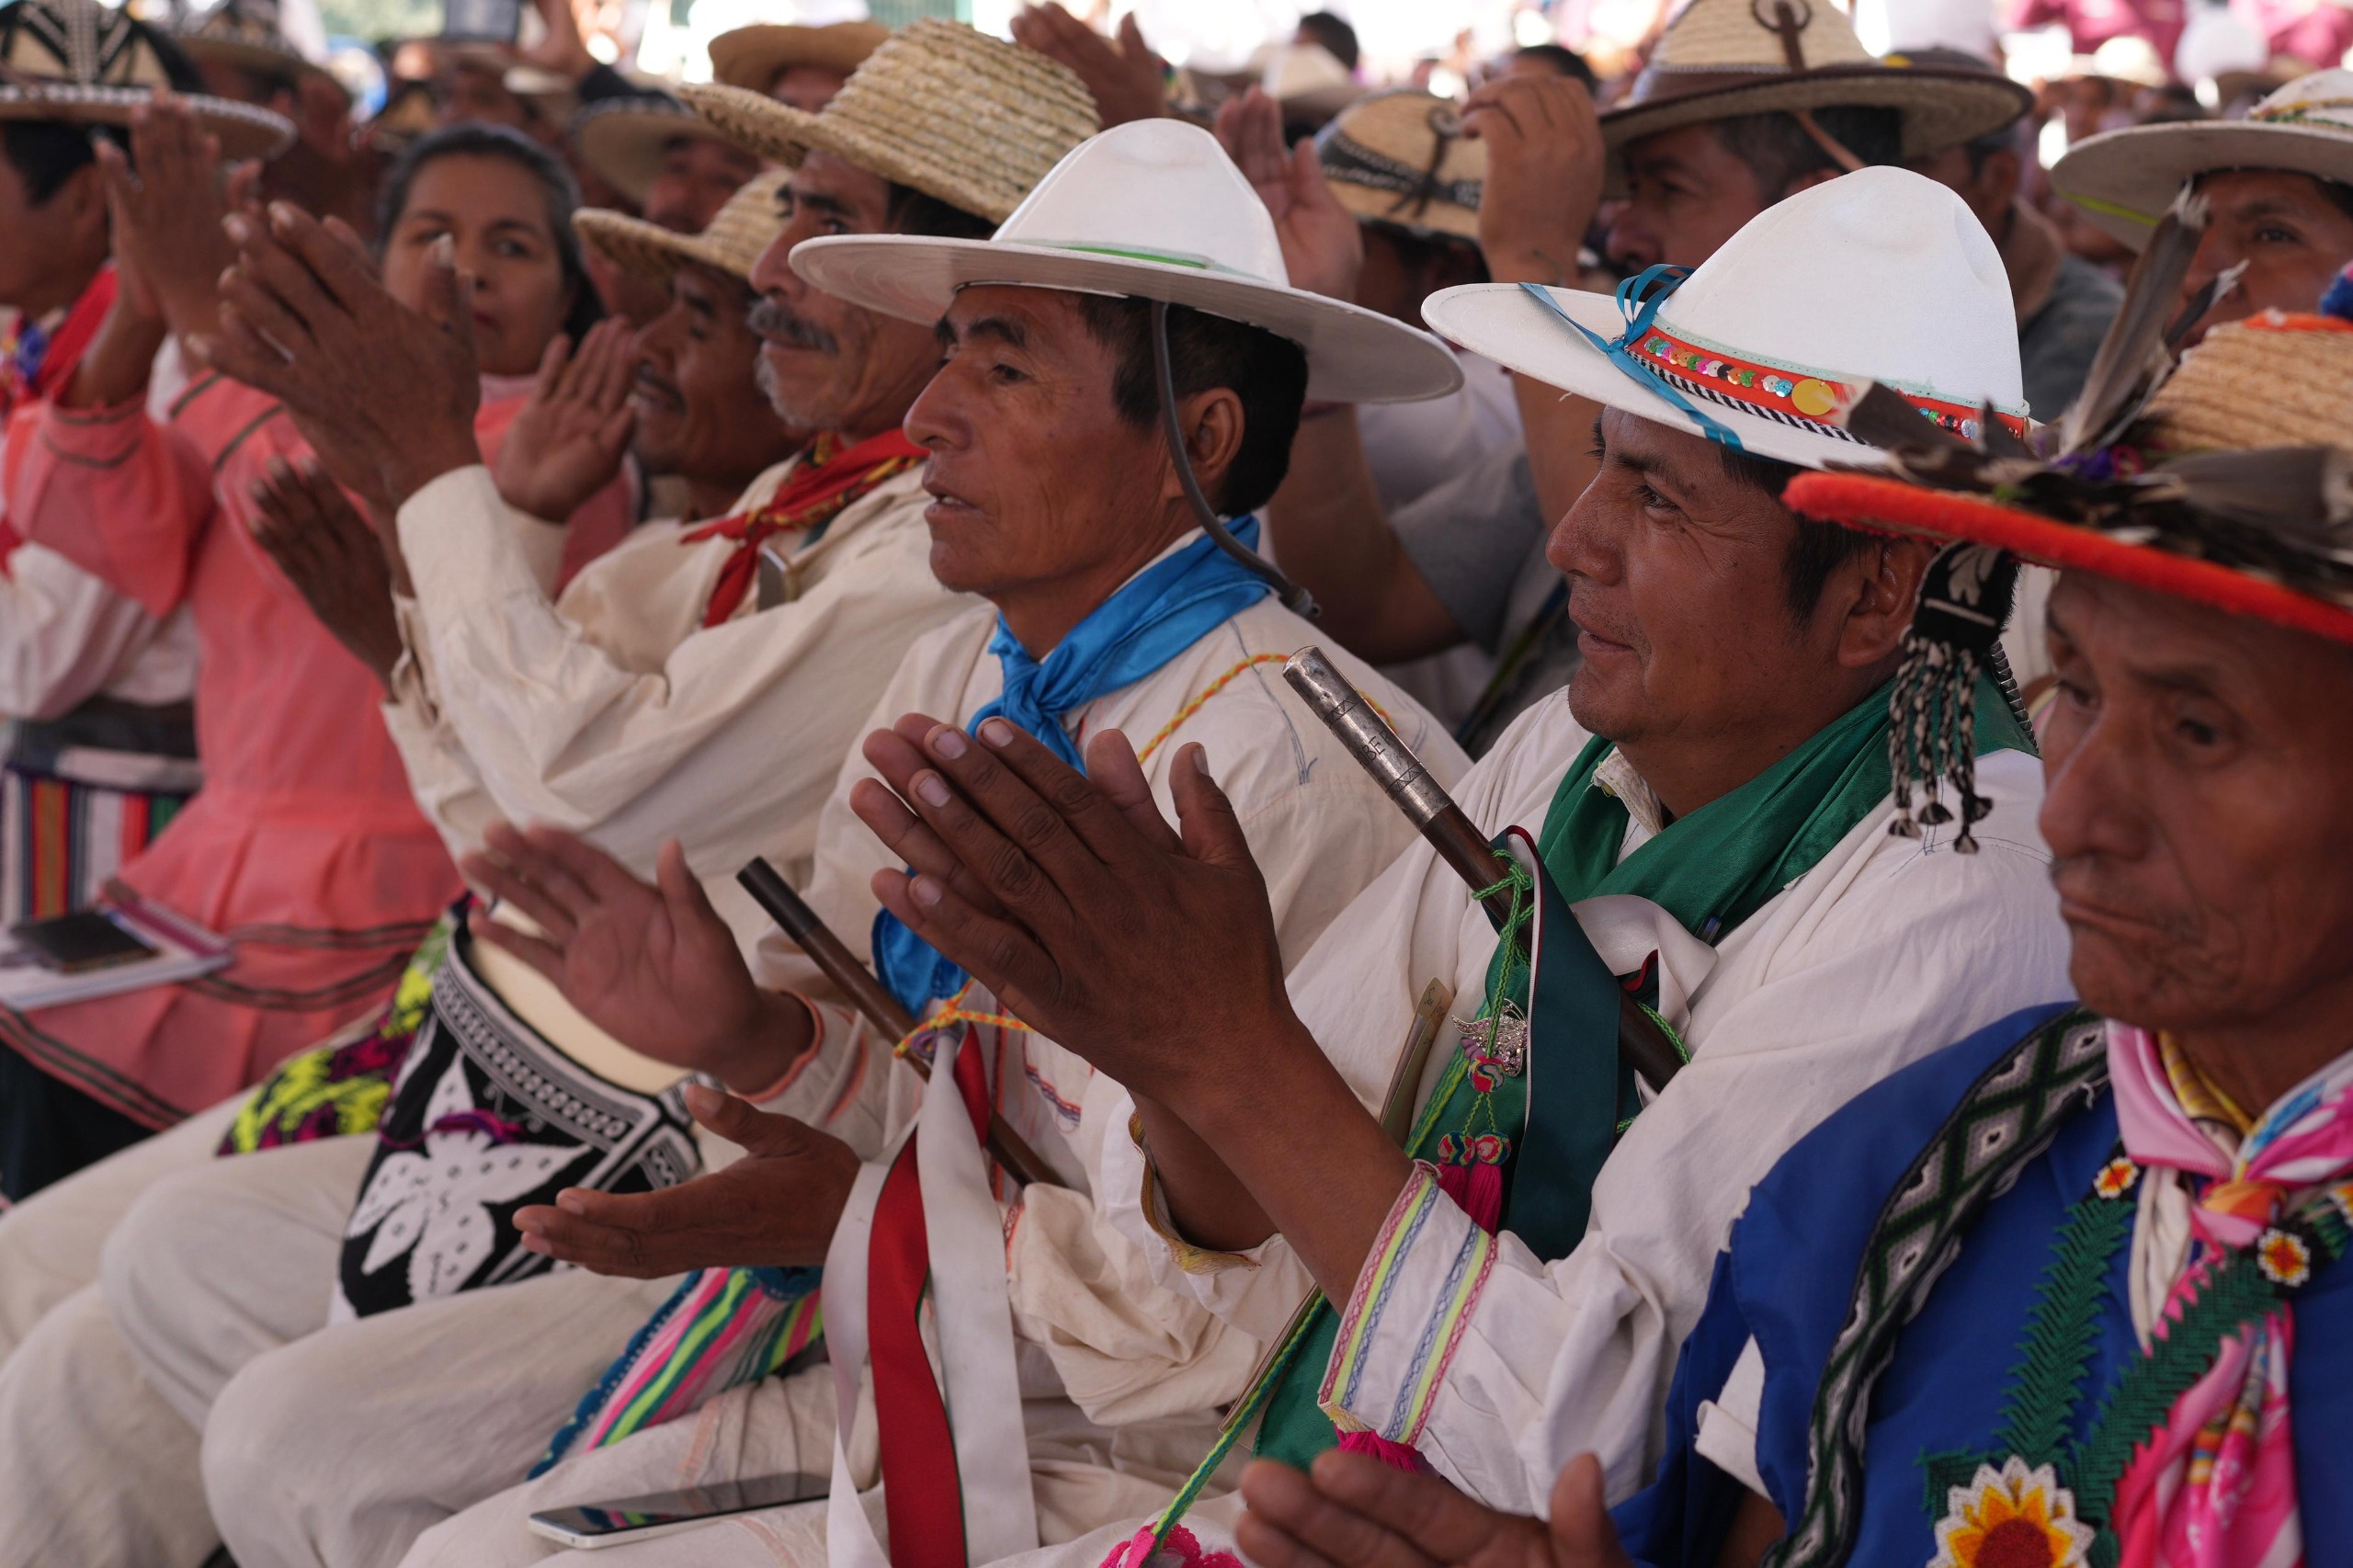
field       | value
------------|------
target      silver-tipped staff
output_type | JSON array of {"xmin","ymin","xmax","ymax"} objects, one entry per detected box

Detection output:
[{"xmin": 1281, "ymin": 648, "xmax": 1685, "ymax": 1093}]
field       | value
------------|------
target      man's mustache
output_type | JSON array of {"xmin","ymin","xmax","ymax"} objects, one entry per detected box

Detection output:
[{"xmin": 748, "ymin": 298, "xmax": 840, "ymax": 356}]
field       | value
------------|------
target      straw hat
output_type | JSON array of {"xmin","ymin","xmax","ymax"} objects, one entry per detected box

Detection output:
[
  {"xmin": 1421, "ymin": 166, "xmax": 2027, "ymax": 470},
  {"xmin": 572, "ymin": 92, "xmax": 744, "ymax": 205},
  {"xmin": 0, "ymin": 0, "xmax": 292, "ymax": 160},
  {"xmin": 1785, "ymin": 312, "xmax": 2353, "ymax": 644},
  {"xmin": 707, "ymin": 20, "xmax": 887, "ymax": 95},
  {"xmin": 790, "ymin": 118, "xmax": 1462, "ymax": 404},
  {"xmin": 574, "ymin": 165, "xmax": 786, "ymax": 284},
  {"xmin": 2052, "ymin": 69, "xmax": 2353, "ymax": 251},
  {"xmin": 1316, "ymin": 90, "xmax": 1484, "ymax": 243},
  {"xmin": 680, "ymin": 19, "xmax": 1097, "ymax": 224},
  {"xmin": 1598, "ymin": 0, "xmax": 2032, "ymax": 195},
  {"xmin": 170, "ymin": 0, "xmax": 329, "ymax": 93}
]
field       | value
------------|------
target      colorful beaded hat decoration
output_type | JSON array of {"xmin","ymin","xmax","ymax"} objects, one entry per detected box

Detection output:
[
  {"xmin": 1788, "ymin": 189, "xmax": 2353, "ymax": 838},
  {"xmin": 0, "ymin": 0, "xmax": 292, "ymax": 160}
]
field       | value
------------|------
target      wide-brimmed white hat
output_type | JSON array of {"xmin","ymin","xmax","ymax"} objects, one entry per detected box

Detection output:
[
  {"xmin": 0, "ymin": 0, "xmax": 292, "ymax": 161},
  {"xmin": 790, "ymin": 118, "xmax": 1461, "ymax": 405},
  {"xmin": 1422, "ymin": 166, "xmax": 2026, "ymax": 469},
  {"xmin": 1599, "ymin": 0, "xmax": 2031, "ymax": 195},
  {"xmin": 2052, "ymin": 68, "xmax": 2353, "ymax": 250}
]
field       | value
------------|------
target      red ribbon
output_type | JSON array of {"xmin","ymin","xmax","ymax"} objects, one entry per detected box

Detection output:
[
  {"xmin": 683, "ymin": 427, "xmax": 926, "ymax": 628},
  {"xmin": 867, "ymin": 1030, "xmax": 996, "ymax": 1568}
]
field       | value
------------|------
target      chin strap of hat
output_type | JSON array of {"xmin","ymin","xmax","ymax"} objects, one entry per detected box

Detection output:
[
  {"xmin": 1752, "ymin": 0, "xmax": 1869, "ymax": 176},
  {"xmin": 1150, "ymin": 299, "xmax": 1318, "ymax": 618}
]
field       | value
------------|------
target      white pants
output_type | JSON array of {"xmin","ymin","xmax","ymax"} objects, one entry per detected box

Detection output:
[
  {"xmin": 0, "ymin": 1092, "xmax": 240, "ymax": 1362},
  {"xmin": 405, "ymin": 1368, "xmax": 1237, "ymax": 1568}
]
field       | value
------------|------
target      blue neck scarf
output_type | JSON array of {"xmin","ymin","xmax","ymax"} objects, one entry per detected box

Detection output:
[{"xmin": 871, "ymin": 519, "xmax": 1275, "ymax": 1016}]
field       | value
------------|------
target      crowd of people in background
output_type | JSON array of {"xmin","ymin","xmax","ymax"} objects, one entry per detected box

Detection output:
[{"xmin": 3, "ymin": 0, "xmax": 2353, "ymax": 1565}]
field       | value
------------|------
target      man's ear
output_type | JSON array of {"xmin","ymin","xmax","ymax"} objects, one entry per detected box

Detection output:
[
  {"xmin": 61, "ymin": 160, "xmax": 110, "ymax": 250},
  {"xmin": 1838, "ymin": 533, "xmax": 1936, "ymax": 669},
  {"xmin": 1164, "ymin": 384, "xmax": 1247, "ymax": 510}
]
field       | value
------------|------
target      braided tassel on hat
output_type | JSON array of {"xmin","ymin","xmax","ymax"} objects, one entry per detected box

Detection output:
[{"xmin": 1887, "ymin": 542, "xmax": 2018, "ymax": 852}]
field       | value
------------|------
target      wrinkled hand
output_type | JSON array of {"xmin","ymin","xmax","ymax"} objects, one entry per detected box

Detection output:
[
  {"xmin": 846, "ymin": 714, "xmax": 1297, "ymax": 1108},
  {"xmin": 191, "ymin": 201, "xmax": 482, "ymax": 510},
  {"xmin": 1010, "ymin": 3, "xmax": 1169, "ymax": 126},
  {"xmin": 494, "ymin": 318, "xmax": 638, "ymax": 521},
  {"xmin": 1461, "ymin": 75, "xmax": 1604, "ymax": 286},
  {"xmin": 94, "ymin": 94, "xmax": 252, "ymax": 341},
  {"xmin": 1215, "ymin": 87, "xmax": 1362, "ymax": 301},
  {"xmin": 460, "ymin": 823, "xmax": 809, "ymax": 1093},
  {"xmin": 245, "ymin": 456, "xmax": 403, "ymax": 685},
  {"xmin": 515, "ymin": 1085, "xmax": 861, "ymax": 1276},
  {"xmin": 1236, "ymin": 1452, "xmax": 1633, "ymax": 1568}
]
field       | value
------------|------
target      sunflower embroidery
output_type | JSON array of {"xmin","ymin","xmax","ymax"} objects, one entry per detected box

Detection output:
[
  {"xmin": 2256, "ymin": 1227, "xmax": 2313, "ymax": 1287},
  {"xmin": 1929, "ymin": 1458, "xmax": 2095, "ymax": 1568}
]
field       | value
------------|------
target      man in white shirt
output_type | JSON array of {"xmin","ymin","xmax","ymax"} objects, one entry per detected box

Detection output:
[
  {"xmin": 835, "ymin": 168, "xmax": 2077, "ymax": 1568},
  {"xmin": 380, "ymin": 115, "xmax": 1467, "ymax": 1568}
]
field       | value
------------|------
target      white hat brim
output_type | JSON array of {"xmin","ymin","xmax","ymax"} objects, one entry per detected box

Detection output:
[
  {"xmin": 1422, "ymin": 282, "xmax": 1892, "ymax": 472},
  {"xmin": 2052, "ymin": 119, "xmax": 2353, "ymax": 250},
  {"xmin": 790, "ymin": 233, "xmax": 1463, "ymax": 404}
]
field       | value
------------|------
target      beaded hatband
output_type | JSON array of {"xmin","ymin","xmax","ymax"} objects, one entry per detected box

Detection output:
[{"xmin": 1631, "ymin": 323, "xmax": 2032, "ymax": 445}]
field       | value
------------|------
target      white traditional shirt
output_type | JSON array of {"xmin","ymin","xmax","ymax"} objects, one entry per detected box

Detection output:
[
  {"xmin": 745, "ymin": 572, "xmax": 1470, "ymax": 1551},
  {"xmin": 383, "ymin": 460, "xmax": 972, "ymax": 953},
  {"xmin": 1096, "ymin": 691, "xmax": 2075, "ymax": 1515}
]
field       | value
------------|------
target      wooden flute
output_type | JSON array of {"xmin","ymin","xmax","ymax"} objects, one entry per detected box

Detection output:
[{"xmin": 1279, "ymin": 648, "xmax": 1685, "ymax": 1092}]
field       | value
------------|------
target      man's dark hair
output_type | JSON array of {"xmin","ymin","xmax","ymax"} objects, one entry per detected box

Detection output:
[
  {"xmin": 1511, "ymin": 43, "xmax": 1597, "ymax": 89},
  {"xmin": 1295, "ymin": 11, "xmax": 1360, "ymax": 69},
  {"xmin": 1711, "ymin": 105, "xmax": 1904, "ymax": 203},
  {"xmin": 885, "ymin": 181, "xmax": 996, "ymax": 242},
  {"xmin": 1715, "ymin": 445, "xmax": 1879, "ymax": 618},
  {"xmin": 1074, "ymin": 297, "xmax": 1309, "ymax": 517},
  {"xmin": 376, "ymin": 121, "xmax": 604, "ymax": 344},
  {"xmin": 0, "ymin": 120, "xmax": 117, "ymax": 208},
  {"xmin": 2322, "ymin": 178, "xmax": 2353, "ymax": 225}
]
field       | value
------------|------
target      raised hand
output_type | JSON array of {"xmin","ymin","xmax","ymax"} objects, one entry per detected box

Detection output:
[
  {"xmin": 515, "ymin": 1085, "xmax": 861, "ymax": 1276},
  {"xmin": 95, "ymin": 94, "xmax": 242, "ymax": 342},
  {"xmin": 1009, "ymin": 3, "xmax": 1169, "ymax": 126},
  {"xmin": 1460, "ymin": 74, "xmax": 1605, "ymax": 287},
  {"xmin": 847, "ymin": 714, "xmax": 1295, "ymax": 1108},
  {"xmin": 494, "ymin": 318, "xmax": 639, "ymax": 521},
  {"xmin": 460, "ymin": 824, "xmax": 812, "ymax": 1093},
  {"xmin": 245, "ymin": 456, "xmax": 402, "ymax": 685},
  {"xmin": 1214, "ymin": 87, "xmax": 1363, "ymax": 301},
  {"xmin": 191, "ymin": 201, "xmax": 482, "ymax": 510},
  {"xmin": 1235, "ymin": 1452, "xmax": 1636, "ymax": 1568}
]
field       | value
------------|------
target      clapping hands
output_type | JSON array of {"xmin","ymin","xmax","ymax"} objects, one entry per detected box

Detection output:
[
  {"xmin": 494, "ymin": 319, "xmax": 639, "ymax": 522},
  {"xmin": 1215, "ymin": 87, "xmax": 1365, "ymax": 302}
]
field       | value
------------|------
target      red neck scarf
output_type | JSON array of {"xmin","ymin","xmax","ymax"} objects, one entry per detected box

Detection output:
[
  {"xmin": 2, "ymin": 267, "xmax": 118, "ymax": 423},
  {"xmin": 682, "ymin": 428, "xmax": 926, "ymax": 628}
]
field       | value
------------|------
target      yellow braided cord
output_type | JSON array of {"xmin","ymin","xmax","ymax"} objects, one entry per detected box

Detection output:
[
  {"xmin": 892, "ymin": 980, "xmax": 1030, "ymax": 1060},
  {"xmin": 1136, "ymin": 653, "xmax": 1400, "ymax": 765}
]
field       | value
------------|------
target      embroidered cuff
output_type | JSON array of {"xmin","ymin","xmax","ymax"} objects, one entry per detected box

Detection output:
[
  {"xmin": 1317, "ymin": 1161, "xmax": 1496, "ymax": 1446},
  {"xmin": 40, "ymin": 394, "xmax": 147, "ymax": 466},
  {"xmin": 1129, "ymin": 1112, "xmax": 1260, "ymax": 1276}
]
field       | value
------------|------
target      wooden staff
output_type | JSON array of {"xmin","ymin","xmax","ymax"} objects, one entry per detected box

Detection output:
[
  {"xmin": 736, "ymin": 858, "xmax": 1067, "ymax": 1189},
  {"xmin": 1280, "ymin": 648, "xmax": 1686, "ymax": 1093}
]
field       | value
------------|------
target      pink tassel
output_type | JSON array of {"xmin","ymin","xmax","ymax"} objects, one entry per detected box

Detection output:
[
  {"xmin": 1460, "ymin": 1159, "xmax": 1504, "ymax": 1233},
  {"xmin": 1339, "ymin": 1427, "xmax": 1429, "ymax": 1472}
]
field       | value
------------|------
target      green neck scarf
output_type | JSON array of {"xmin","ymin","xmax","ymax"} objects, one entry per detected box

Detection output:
[{"xmin": 1253, "ymin": 676, "xmax": 2030, "ymax": 1470}]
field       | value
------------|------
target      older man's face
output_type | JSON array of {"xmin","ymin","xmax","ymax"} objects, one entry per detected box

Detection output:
[
  {"xmin": 631, "ymin": 261, "xmax": 798, "ymax": 488},
  {"xmin": 904, "ymin": 287, "xmax": 1173, "ymax": 614},
  {"xmin": 1605, "ymin": 122, "xmax": 1776, "ymax": 274},
  {"xmin": 745, "ymin": 150, "xmax": 945, "ymax": 437},
  {"xmin": 2039, "ymin": 572, "xmax": 2353, "ymax": 1035}
]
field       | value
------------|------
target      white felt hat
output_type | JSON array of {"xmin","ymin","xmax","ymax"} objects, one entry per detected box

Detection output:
[
  {"xmin": 1421, "ymin": 166, "xmax": 2027, "ymax": 470},
  {"xmin": 2052, "ymin": 68, "xmax": 2353, "ymax": 250},
  {"xmin": 790, "ymin": 118, "xmax": 1462, "ymax": 405}
]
